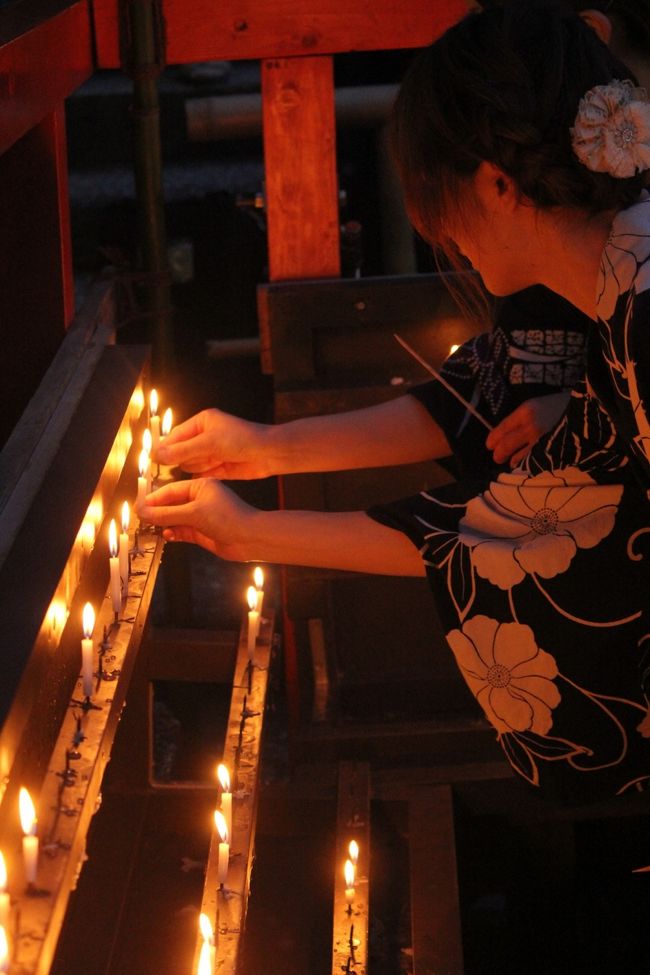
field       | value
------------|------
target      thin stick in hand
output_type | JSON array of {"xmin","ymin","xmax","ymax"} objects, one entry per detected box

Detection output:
[{"xmin": 393, "ymin": 333, "xmax": 494, "ymax": 432}]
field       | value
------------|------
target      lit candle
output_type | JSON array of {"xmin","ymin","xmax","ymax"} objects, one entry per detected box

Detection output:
[
  {"xmin": 198, "ymin": 939, "xmax": 214, "ymax": 975},
  {"xmin": 217, "ymin": 764, "xmax": 232, "ymax": 839},
  {"xmin": 349, "ymin": 839, "xmax": 359, "ymax": 866},
  {"xmin": 108, "ymin": 520, "xmax": 122, "ymax": 614},
  {"xmin": 0, "ymin": 852, "xmax": 9, "ymax": 932},
  {"xmin": 149, "ymin": 389, "xmax": 160, "ymax": 459},
  {"xmin": 19, "ymin": 788, "xmax": 38, "ymax": 887},
  {"xmin": 161, "ymin": 407, "xmax": 173, "ymax": 442},
  {"xmin": 119, "ymin": 502, "xmax": 130, "ymax": 592},
  {"xmin": 198, "ymin": 913, "xmax": 215, "ymax": 974},
  {"xmin": 81, "ymin": 602, "xmax": 95, "ymax": 698},
  {"xmin": 137, "ymin": 449, "xmax": 149, "ymax": 509},
  {"xmin": 253, "ymin": 566, "xmax": 265, "ymax": 622},
  {"xmin": 344, "ymin": 858, "xmax": 355, "ymax": 906},
  {"xmin": 214, "ymin": 810, "xmax": 229, "ymax": 886},
  {"xmin": 247, "ymin": 586, "xmax": 259, "ymax": 659},
  {"xmin": 449, "ymin": 343, "xmax": 460, "ymax": 356},
  {"xmin": 0, "ymin": 924, "xmax": 7, "ymax": 975},
  {"xmin": 142, "ymin": 428, "xmax": 153, "ymax": 493}
]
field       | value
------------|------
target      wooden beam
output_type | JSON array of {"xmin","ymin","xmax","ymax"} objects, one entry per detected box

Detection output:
[
  {"xmin": 409, "ymin": 785, "xmax": 464, "ymax": 975},
  {"xmin": 93, "ymin": 0, "xmax": 471, "ymax": 67},
  {"xmin": 262, "ymin": 56, "xmax": 340, "ymax": 281},
  {"xmin": 0, "ymin": 0, "xmax": 93, "ymax": 156}
]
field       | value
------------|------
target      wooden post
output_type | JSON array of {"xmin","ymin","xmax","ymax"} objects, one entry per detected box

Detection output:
[{"xmin": 262, "ymin": 56, "xmax": 340, "ymax": 281}]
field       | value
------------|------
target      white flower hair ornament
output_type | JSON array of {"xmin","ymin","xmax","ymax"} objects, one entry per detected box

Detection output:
[{"xmin": 570, "ymin": 79, "xmax": 650, "ymax": 178}]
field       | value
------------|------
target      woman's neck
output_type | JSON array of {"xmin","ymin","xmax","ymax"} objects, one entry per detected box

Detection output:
[{"xmin": 529, "ymin": 208, "xmax": 616, "ymax": 319}]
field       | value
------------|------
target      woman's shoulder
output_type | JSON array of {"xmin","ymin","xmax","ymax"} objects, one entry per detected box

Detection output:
[{"xmin": 495, "ymin": 285, "xmax": 591, "ymax": 338}]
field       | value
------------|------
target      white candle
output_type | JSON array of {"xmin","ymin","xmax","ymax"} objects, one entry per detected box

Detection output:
[
  {"xmin": 199, "ymin": 913, "xmax": 215, "ymax": 974},
  {"xmin": 108, "ymin": 520, "xmax": 122, "ymax": 613},
  {"xmin": 253, "ymin": 566, "xmax": 265, "ymax": 622},
  {"xmin": 0, "ymin": 924, "xmax": 8, "ymax": 974},
  {"xmin": 246, "ymin": 586, "xmax": 259, "ymax": 659},
  {"xmin": 217, "ymin": 764, "xmax": 232, "ymax": 839},
  {"xmin": 81, "ymin": 602, "xmax": 95, "ymax": 698},
  {"xmin": 344, "ymin": 858, "xmax": 355, "ymax": 906},
  {"xmin": 0, "ymin": 852, "xmax": 9, "ymax": 932},
  {"xmin": 214, "ymin": 810, "xmax": 229, "ymax": 886},
  {"xmin": 149, "ymin": 389, "xmax": 160, "ymax": 459},
  {"xmin": 19, "ymin": 788, "xmax": 38, "ymax": 886},
  {"xmin": 119, "ymin": 502, "xmax": 130, "ymax": 592},
  {"xmin": 142, "ymin": 428, "xmax": 153, "ymax": 492},
  {"xmin": 161, "ymin": 407, "xmax": 173, "ymax": 444},
  {"xmin": 198, "ymin": 939, "xmax": 214, "ymax": 975},
  {"xmin": 137, "ymin": 449, "xmax": 149, "ymax": 509}
]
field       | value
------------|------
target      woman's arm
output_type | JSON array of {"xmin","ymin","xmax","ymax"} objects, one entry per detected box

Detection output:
[
  {"xmin": 137, "ymin": 478, "xmax": 425, "ymax": 577},
  {"xmin": 156, "ymin": 395, "xmax": 450, "ymax": 479}
]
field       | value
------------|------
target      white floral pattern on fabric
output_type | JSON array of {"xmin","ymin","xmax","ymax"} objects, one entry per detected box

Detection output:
[
  {"xmin": 446, "ymin": 615, "xmax": 560, "ymax": 735},
  {"xmin": 458, "ymin": 468, "xmax": 623, "ymax": 589},
  {"xmin": 598, "ymin": 195, "xmax": 650, "ymax": 320},
  {"xmin": 571, "ymin": 80, "xmax": 650, "ymax": 178}
]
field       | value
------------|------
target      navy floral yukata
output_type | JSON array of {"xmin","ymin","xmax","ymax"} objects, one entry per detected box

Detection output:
[{"xmin": 370, "ymin": 198, "xmax": 650, "ymax": 802}]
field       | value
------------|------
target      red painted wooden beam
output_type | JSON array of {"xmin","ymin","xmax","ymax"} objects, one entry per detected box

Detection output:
[
  {"xmin": 93, "ymin": 0, "xmax": 471, "ymax": 68},
  {"xmin": 0, "ymin": 0, "xmax": 93, "ymax": 157}
]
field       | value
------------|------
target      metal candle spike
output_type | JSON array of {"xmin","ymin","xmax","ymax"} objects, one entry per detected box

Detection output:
[{"xmin": 393, "ymin": 333, "xmax": 494, "ymax": 432}]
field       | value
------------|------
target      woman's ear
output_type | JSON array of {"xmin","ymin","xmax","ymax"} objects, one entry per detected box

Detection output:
[
  {"xmin": 475, "ymin": 161, "xmax": 518, "ymax": 211},
  {"xmin": 579, "ymin": 9, "xmax": 613, "ymax": 45}
]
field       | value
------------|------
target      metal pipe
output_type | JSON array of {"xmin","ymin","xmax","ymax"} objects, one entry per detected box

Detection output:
[
  {"xmin": 119, "ymin": 0, "xmax": 175, "ymax": 377},
  {"xmin": 186, "ymin": 84, "xmax": 399, "ymax": 142}
]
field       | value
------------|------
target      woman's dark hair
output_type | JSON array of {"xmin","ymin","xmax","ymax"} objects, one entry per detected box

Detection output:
[
  {"xmin": 391, "ymin": 2, "xmax": 647, "ymax": 253},
  {"xmin": 566, "ymin": 1, "xmax": 650, "ymax": 62}
]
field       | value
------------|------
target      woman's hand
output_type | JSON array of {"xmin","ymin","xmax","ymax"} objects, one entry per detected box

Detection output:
[
  {"xmin": 486, "ymin": 392, "xmax": 571, "ymax": 467},
  {"xmin": 137, "ymin": 478, "xmax": 256, "ymax": 560},
  {"xmin": 156, "ymin": 409, "xmax": 272, "ymax": 479}
]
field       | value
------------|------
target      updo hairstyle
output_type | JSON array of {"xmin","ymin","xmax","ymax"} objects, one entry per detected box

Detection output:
[{"xmin": 391, "ymin": 2, "xmax": 647, "ymax": 251}]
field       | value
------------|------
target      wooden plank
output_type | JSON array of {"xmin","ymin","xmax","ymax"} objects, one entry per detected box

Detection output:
[
  {"xmin": 409, "ymin": 785, "xmax": 464, "ymax": 975},
  {"xmin": 193, "ymin": 612, "xmax": 275, "ymax": 974},
  {"xmin": 332, "ymin": 762, "xmax": 370, "ymax": 975},
  {"xmin": 0, "ymin": 0, "xmax": 93, "ymax": 156},
  {"xmin": 259, "ymin": 272, "xmax": 481, "ymax": 385},
  {"xmin": 0, "ymin": 529, "xmax": 164, "ymax": 975},
  {"xmin": 93, "ymin": 0, "xmax": 470, "ymax": 67},
  {"xmin": 262, "ymin": 56, "xmax": 340, "ymax": 281},
  {"xmin": 0, "ymin": 345, "xmax": 149, "ymax": 810}
]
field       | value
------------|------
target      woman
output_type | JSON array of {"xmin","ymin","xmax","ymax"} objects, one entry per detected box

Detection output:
[{"xmin": 142, "ymin": 3, "xmax": 650, "ymax": 801}]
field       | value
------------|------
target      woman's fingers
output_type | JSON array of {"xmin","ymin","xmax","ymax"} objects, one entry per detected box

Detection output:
[{"xmin": 158, "ymin": 430, "xmax": 214, "ymax": 467}]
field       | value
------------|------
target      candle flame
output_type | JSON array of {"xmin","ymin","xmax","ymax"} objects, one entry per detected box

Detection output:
[
  {"xmin": 253, "ymin": 566, "xmax": 264, "ymax": 589},
  {"xmin": 217, "ymin": 763, "xmax": 230, "ymax": 793},
  {"xmin": 162, "ymin": 407, "xmax": 173, "ymax": 437},
  {"xmin": 246, "ymin": 585, "xmax": 258, "ymax": 612},
  {"xmin": 344, "ymin": 858, "xmax": 355, "ymax": 888},
  {"xmin": 149, "ymin": 388, "xmax": 159, "ymax": 417},
  {"xmin": 198, "ymin": 940, "xmax": 212, "ymax": 975},
  {"xmin": 139, "ymin": 449, "xmax": 149, "ymax": 478},
  {"xmin": 143, "ymin": 428, "xmax": 152, "ymax": 454},
  {"xmin": 449, "ymin": 343, "xmax": 460, "ymax": 356},
  {"xmin": 0, "ymin": 925, "xmax": 7, "ymax": 968},
  {"xmin": 348, "ymin": 840, "xmax": 359, "ymax": 865},
  {"xmin": 121, "ymin": 501, "xmax": 130, "ymax": 533},
  {"xmin": 199, "ymin": 912, "xmax": 213, "ymax": 943},
  {"xmin": 19, "ymin": 787, "xmax": 36, "ymax": 836},
  {"xmin": 82, "ymin": 602, "xmax": 95, "ymax": 639},
  {"xmin": 109, "ymin": 519, "xmax": 118, "ymax": 558},
  {"xmin": 214, "ymin": 809, "xmax": 229, "ymax": 844},
  {"xmin": 0, "ymin": 851, "xmax": 6, "ymax": 891}
]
